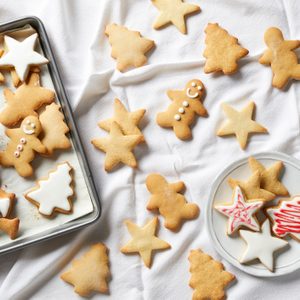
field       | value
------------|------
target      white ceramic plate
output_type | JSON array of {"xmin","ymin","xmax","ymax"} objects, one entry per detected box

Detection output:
[{"xmin": 206, "ymin": 152, "xmax": 300, "ymax": 277}]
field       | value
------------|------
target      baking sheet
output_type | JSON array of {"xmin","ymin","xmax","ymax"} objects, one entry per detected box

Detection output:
[
  {"xmin": 207, "ymin": 152, "xmax": 300, "ymax": 277},
  {"xmin": 0, "ymin": 25, "xmax": 94, "ymax": 248}
]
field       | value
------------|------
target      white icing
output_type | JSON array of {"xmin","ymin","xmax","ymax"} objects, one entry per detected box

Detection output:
[
  {"xmin": 22, "ymin": 126, "xmax": 35, "ymax": 135},
  {"xmin": 0, "ymin": 197, "xmax": 11, "ymax": 217},
  {"xmin": 0, "ymin": 34, "xmax": 49, "ymax": 81},
  {"xmin": 26, "ymin": 162, "xmax": 73, "ymax": 215},
  {"xmin": 31, "ymin": 123, "xmax": 36, "ymax": 129},
  {"xmin": 26, "ymin": 120, "xmax": 31, "ymax": 125},
  {"xmin": 191, "ymin": 82, "xmax": 196, "ymax": 87},
  {"xmin": 17, "ymin": 144, "xmax": 23, "ymax": 151},
  {"xmin": 239, "ymin": 220, "xmax": 288, "ymax": 271},
  {"xmin": 178, "ymin": 107, "xmax": 185, "ymax": 114},
  {"xmin": 182, "ymin": 101, "xmax": 189, "ymax": 107},
  {"xmin": 186, "ymin": 88, "xmax": 199, "ymax": 99},
  {"xmin": 20, "ymin": 138, "xmax": 26, "ymax": 144},
  {"xmin": 14, "ymin": 151, "xmax": 20, "ymax": 158},
  {"xmin": 174, "ymin": 114, "xmax": 181, "ymax": 121},
  {"xmin": 197, "ymin": 85, "xmax": 202, "ymax": 91}
]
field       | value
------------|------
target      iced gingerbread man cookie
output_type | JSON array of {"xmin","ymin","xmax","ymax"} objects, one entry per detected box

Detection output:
[
  {"xmin": 156, "ymin": 79, "xmax": 207, "ymax": 140},
  {"xmin": 0, "ymin": 116, "xmax": 46, "ymax": 177}
]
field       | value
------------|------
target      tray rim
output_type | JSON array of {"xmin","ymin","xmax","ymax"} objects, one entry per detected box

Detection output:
[
  {"xmin": 0, "ymin": 16, "xmax": 101, "ymax": 255},
  {"xmin": 206, "ymin": 151, "xmax": 300, "ymax": 278}
]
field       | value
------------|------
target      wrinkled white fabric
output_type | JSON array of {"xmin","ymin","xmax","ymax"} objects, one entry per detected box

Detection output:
[{"xmin": 0, "ymin": 0, "xmax": 300, "ymax": 299}]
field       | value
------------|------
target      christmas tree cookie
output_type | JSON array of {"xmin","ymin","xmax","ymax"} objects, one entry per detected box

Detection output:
[
  {"xmin": 267, "ymin": 196, "xmax": 300, "ymax": 242},
  {"xmin": 157, "ymin": 79, "xmax": 207, "ymax": 140},
  {"xmin": 105, "ymin": 24, "xmax": 155, "ymax": 72},
  {"xmin": 40, "ymin": 103, "xmax": 71, "ymax": 155},
  {"xmin": 25, "ymin": 162, "xmax": 74, "ymax": 217},
  {"xmin": 61, "ymin": 243, "xmax": 110, "ymax": 296},
  {"xmin": 189, "ymin": 249, "xmax": 235, "ymax": 300},
  {"xmin": 203, "ymin": 23, "xmax": 248, "ymax": 75}
]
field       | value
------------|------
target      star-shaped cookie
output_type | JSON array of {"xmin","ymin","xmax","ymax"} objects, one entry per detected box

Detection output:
[
  {"xmin": 228, "ymin": 170, "xmax": 275, "ymax": 202},
  {"xmin": 248, "ymin": 157, "xmax": 289, "ymax": 196},
  {"xmin": 239, "ymin": 219, "xmax": 288, "ymax": 271},
  {"xmin": 91, "ymin": 121, "xmax": 143, "ymax": 171},
  {"xmin": 61, "ymin": 243, "xmax": 110, "ymax": 296},
  {"xmin": 0, "ymin": 34, "xmax": 48, "ymax": 81},
  {"xmin": 121, "ymin": 217, "xmax": 170, "ymax": 268},
  {"xmin": 215, "ymin": 186, "xmax": 263, "ymax": 235},
  {"xmin": 151, "ymin": 0, "xmax": 200, "ymax": 34},
  {"xmin": 0, "ymin": 188, "xmax": 15, "ymax": 218},
  {"xmin": 217, "ymin": 101, "xmax": 268, "ymax": 149},
  {"xmin": 99, "ymin": 98, "xmax": 145, "ymax": 142}
]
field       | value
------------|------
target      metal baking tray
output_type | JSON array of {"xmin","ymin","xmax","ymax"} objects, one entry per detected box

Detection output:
[{"xmin": 0, "ymin": 16, "xmax": 101, "ymax": 254}]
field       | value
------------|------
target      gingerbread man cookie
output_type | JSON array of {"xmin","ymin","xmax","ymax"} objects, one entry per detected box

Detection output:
[
  {"xmin": 259, "ymin": 27, "xmax": 300, "ymax": 89},
  {"xmin": 0, "ymin": 72, "xmax": 55, "ymax": 127},
  {"xmin": 156, "ymin": 79, "xmax": 207, "ymax": 140},
  {"xmin": 0, "ymin": 116, "xmax": 47, "ymax": 177},
  {"xmin": 146, "ymin": 174, "xmax": 199, "ymax": 231}
]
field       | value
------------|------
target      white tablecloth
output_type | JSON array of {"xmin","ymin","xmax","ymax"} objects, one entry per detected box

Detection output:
[{"xmin": 0, "ymin": 0, "xmax": 300, "ymax": 299}]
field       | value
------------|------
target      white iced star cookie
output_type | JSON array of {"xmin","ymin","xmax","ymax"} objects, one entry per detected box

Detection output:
[
  {"xmin": 0, "ymin": 33, "xmax": 48, "ymax": 82},
  {"xmin": 215, "ymin": 186, "xmax": 263, "ymax": 235},
  {"xmin": 239, "ymin": 219, "xmax": 288, "ymax": 271},
  {"xmin": 24, "ymin": 162, "xmax": 74, "ymax": 217}
]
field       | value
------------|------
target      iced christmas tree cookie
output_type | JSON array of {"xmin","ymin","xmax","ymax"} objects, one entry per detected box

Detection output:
[
  {"xmin": 25, "ymin": 162, "xmax": 74, "ymax": 217},
  {"xmin": 267, "ymin": 196, "xmax": 300, "ymax": 242}
]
